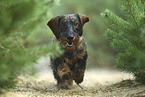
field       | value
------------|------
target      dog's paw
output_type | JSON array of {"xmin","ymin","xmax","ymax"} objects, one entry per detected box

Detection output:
[
  {"xmin": 57, "ymin": 78, "xmax": 73, "ymax": 89},
  {"xmin": 73, "ymin": 69, "xmax": 85, "ymax": 84},
  {"xmin": 60, "ymin": 85, "xmax": 70, "ymax": 89}
]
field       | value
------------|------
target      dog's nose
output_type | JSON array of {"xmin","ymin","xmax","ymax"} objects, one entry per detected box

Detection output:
[{"xmin": 67, "ymin": 36, "xmax": 74, "ymax": 41}]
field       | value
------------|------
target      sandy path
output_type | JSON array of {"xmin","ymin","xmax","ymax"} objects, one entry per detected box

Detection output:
[
  {"xmin": 8, "ymin": 57, "xmax": 145, "ymax": 97},
  {"xmin": 34, "ymin": 57, "xmax": 133, "ymax": 85}
]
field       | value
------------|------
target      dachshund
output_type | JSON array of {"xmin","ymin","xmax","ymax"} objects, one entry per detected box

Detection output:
[{"xmin": 47, "ymin": 13, "xmax": 89, "ymax": 89}]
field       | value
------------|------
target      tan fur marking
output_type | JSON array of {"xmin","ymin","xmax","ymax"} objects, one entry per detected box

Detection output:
[{"xmin": 57, "ymin": 63, "xmax": 71, "ymax": 79}]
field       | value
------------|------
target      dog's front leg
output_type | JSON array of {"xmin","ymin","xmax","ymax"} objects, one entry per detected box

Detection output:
[
  {"xmin": 73, "ymin": 55, "xmax": 87, "ymax": 84},
  {"xmin": 57, "ymin": 63, "xmax": 73, "ymax": 89}
]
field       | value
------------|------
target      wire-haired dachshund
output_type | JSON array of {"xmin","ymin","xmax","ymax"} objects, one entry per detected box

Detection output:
[{"xmin": 47, "ymin": 13, "xmax": 89, "ymax": 89}]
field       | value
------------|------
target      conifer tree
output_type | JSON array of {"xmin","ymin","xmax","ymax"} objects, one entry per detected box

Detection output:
[
  {"xmin": 102, "ymin": 0, "xmax": 145, "ymax": 83},
  {"xmin": 0, "ymin": 0, "xmax": 62, "ymax": 91}
]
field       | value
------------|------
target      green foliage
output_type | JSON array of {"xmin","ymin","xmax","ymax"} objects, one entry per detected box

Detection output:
[
  {"xmin": 102, "ymin": 0, "xmax": 145, "ymax": 83},
  {"xmin": 0, "ymin": 0, "xmax": 62, "ymax": 91}
]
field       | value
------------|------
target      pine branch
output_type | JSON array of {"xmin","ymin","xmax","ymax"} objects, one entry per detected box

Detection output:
[
  {"xmin": 103, "ymin": 0, "xmax": 145, "ymax": 83},
  {"xmin": 105, "ymin": 14, "xmax": 131, "ymax": 31},
  {"xmin": 119, "ymin": 57, "xmax": 135, "ymax": 70},
  {"xmin": 104, "ymin": 14, "xmax": 139, "ymax": 32},
  {"xmin": 127, "ymin": 0, "xmax": 139, "ymax": 28}
]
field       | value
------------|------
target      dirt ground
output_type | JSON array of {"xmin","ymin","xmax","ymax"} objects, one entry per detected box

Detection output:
[{"xmin": 2, "ymin": 57, "xmax": 145, "ymax": 97}]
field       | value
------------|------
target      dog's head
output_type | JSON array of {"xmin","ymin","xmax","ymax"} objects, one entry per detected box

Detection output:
[{"xmin": 47, "ymin": 13, "xmax": 89, "ymax": 52}]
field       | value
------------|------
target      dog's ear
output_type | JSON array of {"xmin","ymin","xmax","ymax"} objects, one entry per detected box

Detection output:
[
  {"xmin": 47, "ymin": 15, "xmax": 61, "ymax": 39},
  {"xmin": 76, "ymin": 13, "xmax": 89, "ymax": 36},
  {"xmin": 78, "ymin": 13, "xmax": 89, "ymax": 25}
]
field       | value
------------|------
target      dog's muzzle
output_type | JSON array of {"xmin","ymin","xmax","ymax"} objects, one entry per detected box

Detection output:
[
  {"xmin": 60, "ymin": 36, "xmax": 79, "ymax": 51},
  {"xmin": 65, "ymin": 41, "xmax": 73, "ymax": 47},
  {"xmin": 66, "ymin": 36, "xmax": 74, "ymax": 47}
]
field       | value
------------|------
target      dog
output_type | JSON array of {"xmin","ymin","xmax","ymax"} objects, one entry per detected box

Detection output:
[{"xmin": 47, "ymin": 13, "xmax": 89, "ymax": 89}]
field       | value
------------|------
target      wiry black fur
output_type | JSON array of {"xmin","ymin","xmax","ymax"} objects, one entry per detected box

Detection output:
[
  {"xmin": 51, "ymin": 42, "xmax": 88, "ymax": 84},
  {"xmin": 47, "ymin": 13, "xmax": 89, "ymax": 89}
]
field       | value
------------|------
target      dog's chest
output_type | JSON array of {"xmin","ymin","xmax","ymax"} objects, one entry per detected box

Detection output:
[{"xmin": 61, "ymin": 48, "xmax": 86, "ymax": 64}]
